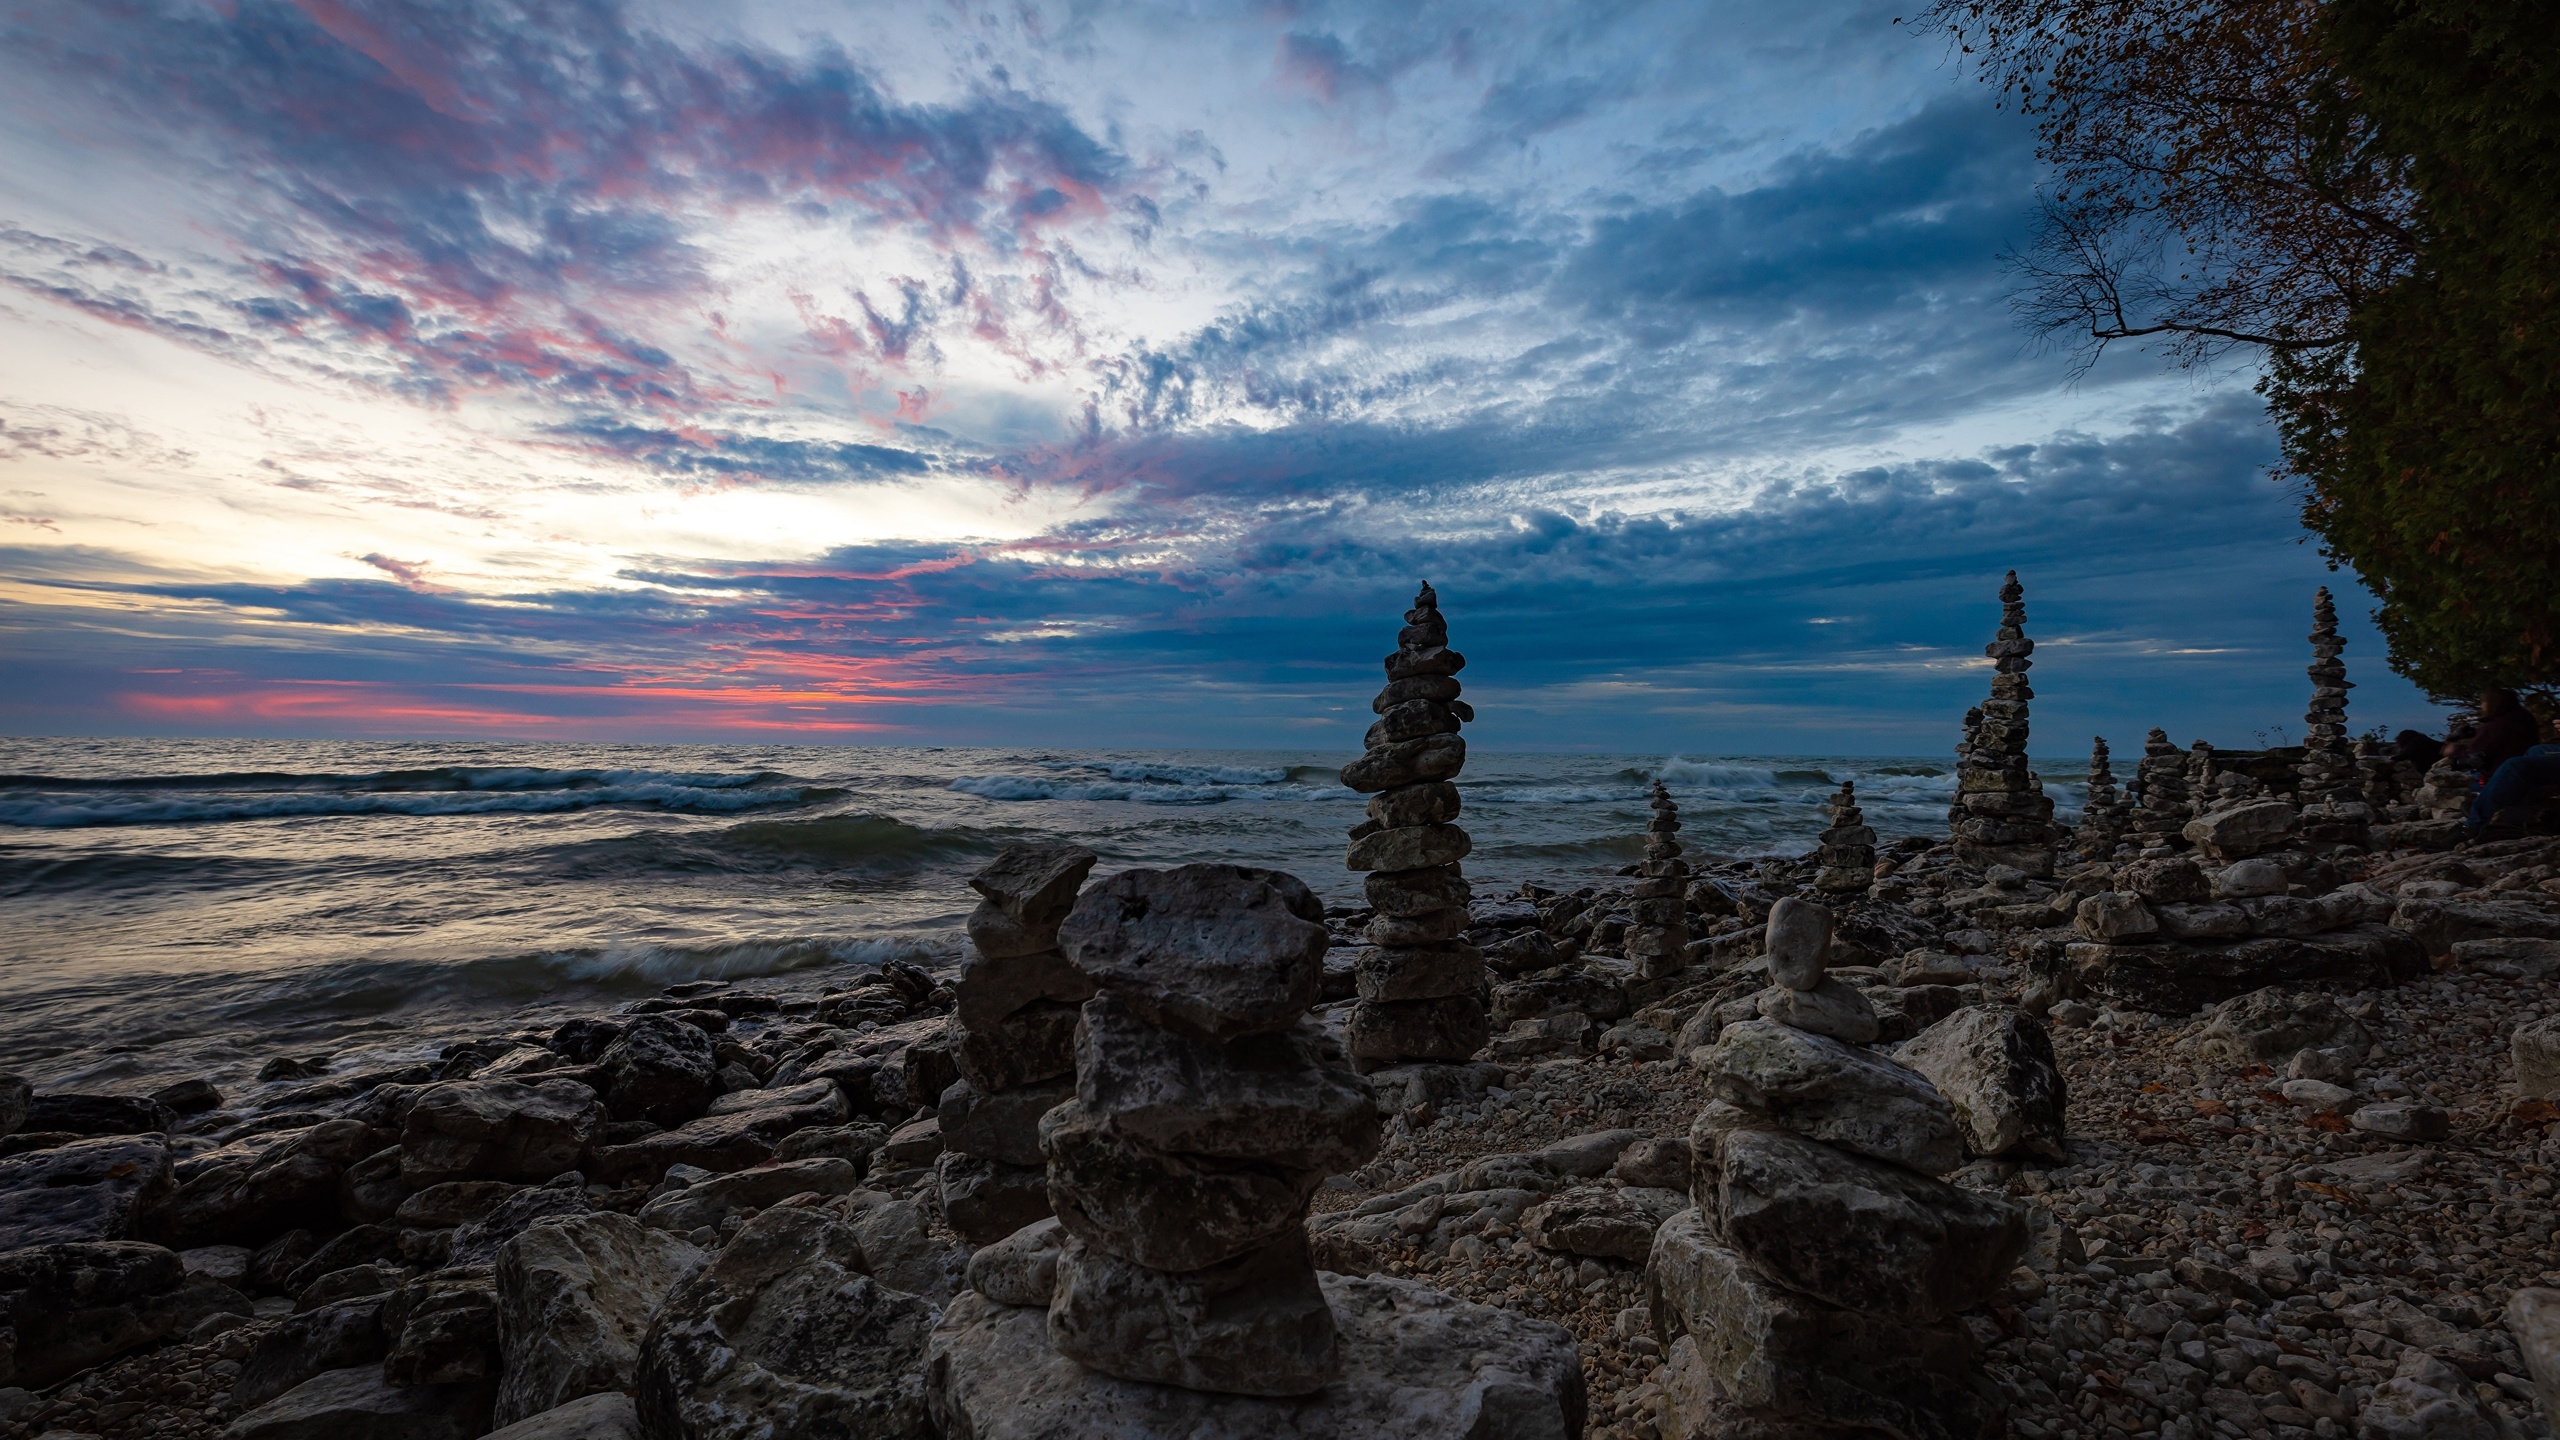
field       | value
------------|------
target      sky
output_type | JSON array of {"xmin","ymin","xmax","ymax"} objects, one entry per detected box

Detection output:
[{"xmin": 0, "ymin": 0, "xmax": 2443, "ymax": 756}]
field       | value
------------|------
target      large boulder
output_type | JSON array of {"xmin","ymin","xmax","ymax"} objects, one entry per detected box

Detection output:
[
  {"xmin": 1522, "ymin": 1185, "xmax": 1684, "ymax": 1263},
  {"xmin": 2194, "ymin": 988, "xmax": 2375, "ymax": 1068},
  {"xmin": 635, "ymin": 1206, "xmax": 936, "ymax": 1440},
  {"xmin": 583, "ymin": 1110, "xmax": 791, "ymax": 1184},
  {"xmin": 1695, "ymin": 1020, "xmax": 1963, "ymax": 1176},
  {"xmin": 2067, "ymin": 925, "xmax": 2426, "ymax": 1014},
  {"xmin": 2391, "ymin": 897, "xmax": 2560, "ymax": 957},
  {"xmin": 1056, "ymin": 864, "xmax": 1331, "ymax": 1042},
  {"xmin": 384, "ymin": 1265, "xmax": 501, "ymax": 1386},
  {"xmin": 147, "ymin": 1119, "xmax": 380, "ymax": 1249},
  {"xmin": 595, "ymin": 1018, "xmax": 719, "ymax": 1128},
  {"xmin": 1044, "ymin": 1231, "xmax": 1338, "ymax": 1395},
  {"xmin": 25, "ymin": 1091, "xmax": 177, "ymax": 1137},
  {"xmin": 496, "ymin": 1212, "xmax": 706, "ymax": 1429},
  {"xmin": 0, "ymin": 1133, "xmax": 174, "ymax": 1248},
  {"xmin": 485, "ymin": 1393, "xmax": 642, "ymax": 1440},
  {"xmin": 1897, "ymin": 1007, "xmax": 2068, "ymax": 1161},
  {"xmin": 1040, "ymin": 1101, "xmax": 1316, "ymax": 1273},
  {"xmin": 233, "ymin": 1297, "xmax": 388, "ymax": 1408},
  {"xmin": 222, "ymin": 1363, "xmax": 493, "ymax": 1440},
  {"xmin": 936, "ymin": 1152, "xmax": 1053, "ymax": 1246},
  {"xmin": 0, "ymin": 1240, "xmax": 186, "ymax": 1388},
  {"xmin": 450, "ymin": 1177, "xmax": 593, "ymax": 1268},
  {"xmin": 939, "ymin": 1077, "xmax": 1073, "ymax": 1169},
  {"xmin": 1714, "ymin": 1129, "xmax": 2026, "ymax": 1324},
  {"xmin": 400, "ymin": 1080, "xmax": 603, "ymax": 1187},
  {"xmin": 2182, "ymin": 801, "xmax": 2300, "ymax": 862},
  {"xmin": 928, "ymin": 1271, "xmax": 1583, "ymax": 1438},
  {"xmin": 1074, "ymin": 995, "xmax": 1379, "ymax": 1173}
]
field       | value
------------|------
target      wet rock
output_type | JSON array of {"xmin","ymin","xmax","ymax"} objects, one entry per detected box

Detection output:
[
  {"xmin": 594, "ymin": 1018, "xmax": 718, "ymax": 1128},
  {"xmin": 634, "ymin": 1157, "xmax": 860, "ymax": 1234},
  {"xmin": 1056, "ymin": 865, "xmax": 1330, "ymax": 1042},
  {"xmin": 0, "ymin": 1134, "xmax": 174, "ymax": 1248},
  {"xmin": 1696, "ymin": 1019, "xmax": 1963, "ymax": 1175},
  {"xmin": 1074, "ymin": 996, "xmax": 1379, "ymax": 1173},
  {"xmin": 399, "ymin": 1080, "xmax": 603, "ymax": 1187},
  {"xmin": 1040, "ymin": 1101, "xmax": 1317, "ymax": 1273},
  {"xmin": 1042, "ymin": 1232, "xmax": 1339, "ymax": 1397},
  {"xmin": 234, "ymin": 1297, "xmax": 388, "ymax": 1409},
  {"xmin": 495, "ymin": 1212, "xmax": 705, "ymax": 1429},
  {"xmin": 383, "ymin": 1265, "xmax": 500, "ymax": 1386},
  {"xmin": 484, "ymin": 1392, "xmax": 641, "ymax": 1440},
  {"xmin": 223, "ymin": 1363, "xmax": 492, "ymax": 1440},
  {"xmin": 449, "ymin": 1177, "xmax": 592, "ymax": 1268},
  {"xmin": 1897, "ymin": 1006, "xmax": 2067, "ymax": 1161},
  {"xmin": 0, "ymin": 1240, "xmax": 186, "ymax": 1389},
  {"xmin": 25, "ymin": 1092, "xmax": 177, "ymax": 1138},
  {"xmin": 0, "ymin": 1073, "xmax": 27, "ymax": 1137},
  {"xmin": 152, "ymin": 1077, "xmax": 227, "ymax": 1114},
  {"xmin": 634, "ymin": 1206, "xmax": 935, "ymax": 1440},
  {"xmin": 147, "ymin": 1119, "xmax": 378, "ymax": 1249},
  {"xmin": 965, "ymin": 1217, "xmax": 1063, "ymax": 1307}
]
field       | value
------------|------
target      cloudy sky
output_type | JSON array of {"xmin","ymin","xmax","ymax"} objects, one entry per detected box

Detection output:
[{"xmin": 0, "ymin": 0, "xmax": 2436, "ymax": 754}]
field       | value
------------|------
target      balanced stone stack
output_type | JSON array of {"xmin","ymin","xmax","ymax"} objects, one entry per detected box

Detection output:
[
  {"xmin": 1949, "ymin": 570, "xmax": 2056, "ymax": 876},
  {"xmin": 1649, "ymin": 897, "xmax": 2026, "ymax": 1438},
  {"xmin": 2355, "ymin": 736, "xmax": 2398, "ymax": 812},
  {"xmin": 1628, "ymin": 781, "xmax": 1692, "ymax": 981},
  {"xmin": 1340, "ymin": 582, "xmax": 1489, "ymax": 1072},
  {"xmin": 939, "ymin": 844, "xmax": 1099, "ymax": 1243},
  {"xmin": 2128, "ymin": 728, "xmax": 2192, "ymax": 855},
  {"xmin": 2296, "ymin": 588, "xmax": 2373, "ymax": 849},
  {"xmin": 2074, "ymin": 737, "xmax": 2130, "ymax": 859},
  {"xmin": 1026, "ymin": 863, "xmax": 1374, "ymax": 1393},
  {"xmin": 1812, "ymin": 781, "xmax": 1876, "ymax": 898},
  {"xmin": 1948, "ymin": 706, "xmax": 1983, "ymax": 832}
]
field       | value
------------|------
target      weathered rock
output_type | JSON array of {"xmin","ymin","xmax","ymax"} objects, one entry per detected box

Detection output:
[
  {"xmin": 2349, "ymin": 1102, "xmax": 2451, "ymax": 1142},
  {"xmin": 1342, "ymin": 995, "xmax": 1490, "ymax": 1071},
  {"xmin": 2356, "ymin": 1347, "xmax": 2495, "ymax": 1440},
  {"xmin": 700, "ymin": 1077, "xmax": 848, "ymax": 1129},
  {"xmin": 1365, "ymin": 864, "xmax": 1470, "ymax": 917},
  {"xmin": 2182, "ymin": 800, "xmax": 2300, "ymax": 861},
  {"xmin": 0, "ymin": 1073, "xmax": 27, "ymax": 1137},
  {"xmin": 397, "ymin": 1180, "xmax": 522, "ymax": 1229},
  {"xmin": 149, "ymin": 1119, "xmax": 380, "ymax": 1248},
  {"xmin": 1714, "ymin": 1128, "xmax": 2027, "ymax": 1324},
  {"xmin": 2119, "ymin": 856, "xmax": 2212, "ymax": 904},
  {"xmin": 1521, "ymin": 1184, "xmax": 1681, "ymax": 1263},
  {"xmin": 0, "ymin": 1240, "xmax": 186, "ymax": 1389},
  {"xmin": 957, "ymin": 948, "xmax": 1096, "ymax": 1032},
  {"xmin": 222, "ymin": 1364, "xmax": 492, "ymax": 1440},
  {"xmin": 2195, "ymin": 987, "xmax": 2375, "ymax": 1067},
  {"xmin": 2507, "ymin": 1289, "xmax": 2560, "ymax": 1423},
  {"xmin": 1340, "ymin": 734, "xmax": 1467, "ymax": 793},
  {"xmin": 484, "ymin": 1393, "xmax": 642, "ymax": 1440},
  {"xmin": 400, "ymin": 1079, "xmax": 603, "ymax": 1187},
  {"xmin": 2075, "ymin": 890, "xmax": 2161, "ymax": 943},
  {"xmin": 2391, "ymin": 897, "xmax": 2560, "ymax": 956},
  {"xmin": 1074, "ymin": 995, "xmax": 1379, "ymax": 1173},
  {"xmin": 635, "ymin": 1206, "xmax": 936, "ymax": 1440},
  {"xmin": 929, "ymin": 1270, "xmax": 1583, "ymax": 1438},
  {"xmin": 954, "ymin": 1000, "xmax": 1081, "ymax": 1092},
  {"xmin": 233, "ymin": 1297, "xmax": 388, "ymax": 1409},
  {"xmin": 1041, "ymin": 1101, "xmax": 1317, "ymax": 1272},
  {"xmin": 966, "ymin": 1217, "xmax": 1064, "ymax": 1307},
  {"xmin": 636, "ymin": 1157, "xmax": 861, "ymax": 1233},
  {"xmin": 1613, "ymin": 1135, "xmax": 1693, "ymax": 1191},
  {"xmin": 840, "ymin": 1190, "xmax": 961, "ymax": 1302},
  {"xmin": 774, "ymin": 1121, "xmax": 888, "ymax": 1169},
  {"xmin": 1355, "ymin": 943, "xmax": 1485, "ymax": 1003},
  {"xmin": 583, "ymin": 1109, "xmax": 789, "ymax": 1183},
  {"xmin": 383, "ymin": 1265, "xmax": 500, "ymax": 1386},
  {"xmin": 969, "ymin": 843, "xmax": 1100, "ymax": 929},
  {"xmin": 1696, "ymin": 1019, "xmax": 1964, "ymax": 1175},
  {"xmin": 450, "ymin": 1177, "xmax": 593, "ymax": 1268},
  {"xmin": 2216, "ymin": 857, "xmax": 2291, "ymax": 897},
  {"xmin": 2066, "ymin": 925, "xmax": 2427, "ymax": 1014},
  {"xmin": 1754, "ymin": 975, "xmax": 1880, "ymax": 1044},
  {"xmin": 495, "ymin": 1212, "xmax": 706, "ymax": 1429},
  {"xmin": 1057, "ymin": 864, "xmax": 1331, "ymax": 1042},
  {"xmin": 1896, "ymin": 1006, "xmax": 2068, "ymax": 1161},
  {"xmin": 24, "ymin": 1091, "xmax": 177, "ymax": 1137},
  {"xmin": 1346, "ymin": 824, "xmax": 1472, "ymax": 873},
  {"xmin": 936, "ymin": 1152, "xmax": 1055, "ymax": 1246},
  {"xmin": 595, "ymin": 1018, "xmax": 718, "ymax": 1128},
  {"xmin": 1764, "ymin": 897, "xmax": 1833, "ymax": 990},
  {"xmin": 1043, "ymin": 1232, "xmax": 1339, "ymax": 1395},
  {"xmin": 0, "ymin": 1133, "xmax": 173, "ymax": 1248},
  {"xmin": 940, "ymin": 1076, "xmax": 1073, "ymax": 1169},
  {"xmin": 2515, "ymin": 1017, "xmax": 2560, "ymax": 1101}
]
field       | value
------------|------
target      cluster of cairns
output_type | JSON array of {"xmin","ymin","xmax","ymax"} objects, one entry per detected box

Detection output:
[
  {"xmin": 928, "ymin": 861, "xmax": 1585, "ymax": 1435},
  {"xmin": 1950, "ymin": 571, "xmax": 2058, "ymax": 877},
  {"xmin": 1648, "ymin": 895, "xmax": 2033, "ymax": 1438},
  {"xmin": 1627, "ymin": 782, "xmax": 1691, "ymax": 981},
  {"xmin": 1813, "ymin": 780, "xmax": 1876, "ymax": 898},
  {"xmin": 1339, "ymin": 582, "xmax": 1491, "ymax": 1075}
]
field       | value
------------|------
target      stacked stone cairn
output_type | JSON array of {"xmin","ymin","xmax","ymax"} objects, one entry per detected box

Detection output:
[
  {"xmin": 1628, "ymin": 781, "xmax": 1692, "ymax": 980},
  {"xmin": 1340, "ymin": 582, "xmax": 1490, "ymax": 1073},
  {"xmin": 1948, "ymin": 706, "xmax": 1983, "ymax": 831},
  {"xmin": 1648, "ymin": 895, "xmax": 2027, "ymax": 1438},
  {"xmin": 1812, "ymin": 780, "xmax": 1876, "ymax": 898},
  {"xmin": 2074, "ymin": 737, "xmax": 2131, "ymax": 859},
  {"xmin": 1949, "ymin": 570, "xmax": 2056, "ymax": 876},
  {"xmin": 2355, "ymin": 735, "xmax": 2398, "ymax": 813},
  {"xmin": 938, "ymin": 843, "xmax": 1100, "ymax": 1244},
  {"xmin": 2296, "ymin": 588, "xmax": 2373, "ymax": 848},
  {"xmin": 2127, "ymin": 728, "xmax": 2193, "ymax": 854}
]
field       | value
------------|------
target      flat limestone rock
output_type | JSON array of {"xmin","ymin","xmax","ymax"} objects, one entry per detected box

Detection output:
[
  {"xmin": 1697, "ymin": 1020, "xmax": 1963, "ymax": 1176},
  {"xmin": 1076, "ymin": 996, "xmax": 1379, "ymax": 1173},
  {"xmin": 2067, "ymin": 925, "xmax": 2427, "ymax": 1014},
  {"xmin": 928, "ymin": 1271, "xmax": 1583, "ymax": 1439},
  {"xmin": 1044, "ymin": 1233, "xmax": 1339, "ymax": 1395},
  {"xmin": 1041, "ymin": 1101, "xmax": 1316, "ymax": 1272},
  {"xmin": 1344, "ymin": 995, "xmax": 1491, "ymax": 1072},
  {"xmin": 1057, "ymin": 865, "xmax": 1330, "ymax": 1042},
  {"xmin": 937, "ymin": 1152, "xmax": 1055, "ymax": 1246},
  {"xmin": 1754, "ymin": 976, "xmax": 1878, "ymax": 1044}
]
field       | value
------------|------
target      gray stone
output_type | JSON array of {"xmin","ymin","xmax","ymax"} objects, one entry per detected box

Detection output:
[
  {"xmin": 222, "ymin": 1364, "xmax": 492, "ymax": 1440},
  {"xmin": 2507, "ymin": 1289, "xmax": 2560, "ymax": 1424},
  {"xmin": 1714, "ymin": 1128, "xmax": 2027, "ymax": 1324},
  {"xmin": 840, "ymin": 1190, "xmax": 961, "ymax": 1302},
  {"xmin": 1074, "ymin": 996, "xmax": 1379, "ymax": 1173},
  {"xmin": 24, "ymin": 1092, "xmax": 176, "ymax": 1137},
  {"xmin": 2075, "ymin": 891, "xmax": 2160, "ymax": 942},
  {"xmin": 483, "ymin": 1393, "xmax": 640, "ymax": 1440},
  {"xmin": 1764, "ymin": 897, "xmax": 1832, "ymax": 990},
  {"xmin": 635, "ymin": 1206, "xmax": 935, "ymax": 1440},
  {"xmin": 396, "ymin": 1180, "xmax": 522, "ymax": 1229},
  {"xmin": 1041, "ymin": 1101, "xmax": 1316, "ymax": 1272},
  {"xmin": 936, "ymin": 1152, "xmax": 1053, "ymax": 1246},
  {"xmin": 2349, "ymin": 1103, "xmax": 2450, "ymax": 1142},
  {"xmin": 0, "ymin": 1134, "xmax": 173, "ymax": 1249},
  {"xmin": 1367, "ymin": 778, "xmax": 1461, "ymax": 829},
  {"xmin": 233, "ymin": 1298, "xmax": 388, "ymax": 1408},
  {"xmin": 0, "ymin": 1074, "xmax": 27, "ymax": 1137},
  {"xmin": 595, "ymin": 1018, "xmax": 717, "ymax": 1128},
  {"xmin": 634, "ymin": 1157, "xmax": 861, "ymax": 1233},
  {"xmin": 939, "ymin": 1076, "xmax": 1073, "ymax": 1168},
  {"xmin": 1612, "ymin": 1136, "xmax": 1693, "ymax": 1191},
  {"xmin": 2356, "ymin": 1347, "xmax": 2495, "ymax": 1440},
  {"xmin": 2215, "ymin": 858, "xmax": 2291, "ymax": 897},
  {"xmin": 1521, "ymin": 1185, "xmax": 1682, "ymax": 1262},
  {"xmin": 449, "ymin": 1178, "xmax": 591, "ymax": 1269},
  {"xmin": 1365, "ymin": 865, "xmax": 1471, "ymax": 917},
  {"xmin": 773, "ymin": 1122, "xmax": 888, "ymax": 1168},
  {"xmin": 968, "ymin": 900, "xmax": 1065, "ymax": 961},
  {"xmin": 2283, "ymin": 1079, "xmax": 2355, "ymax": 1112},
  {"xmin": 1696, "ymin": 1019, "xmax": 1964, "ymax": 1175},
  {"xmin": 149, "ymin": 1119, "xmax": 378, "ymax": 1249},
  {"xmin": 2067, "ymin": 925, "xmax": 2427, "ymax": 1014},
  {"xmin": 495, "ymin": 1212, "xmax": 705, "ymax": 1429},
  {"xmin": 1897, "ymin": 1006, "xmax": 2068, "ymax": 1161},
  {"xmin": 2183, "ymin": 800, "xmax": 2300, "ymax": 861},
  {"xmin": 1754, "ymin": 976, "xmax": 1879, "ymax": 1044},
  {"xmin": 965, "ymin": 1216, "xmax": 1063, "ymax": 1307},
  {"xmin": 1057, "ymin": 864, "xmax": 1330, "ymax": 1042},
  {"xmin": 2390, "ymin": 897, "xmax": 2560, "ymax": 956},
  {"xmin": 1343, "ymin": 995, "xmax": 1490, "ymax": 1071},
  {"xmin": 2195, "ymin": 987, "xmax": 2374, "ymax": 1067},
  {"xmin": 969, "ymin": 844, "xmax": 1100, "ymax": 929},
  {"xmin": 400, "ymin": 1080, "xmax": 602, "ymax": 1187},
  {"xmin": 1354, "ymin": 943, "xmax": 1483, "ymax": 1003},
  {"xmin": 2450, "ymin": 935, "xmax": 2560, "ymax": 978},
  {"xmin": 959, "ymin": 948, "xmax": 1096, "ymax": 1037},
  {"xmin": 2153, "ymin": 901, "xmax": 2252, "ymax": 940},
  {"xmin": 700, "ymin": 1078, "xmax": 847, "ymax": 1128},
  {"xmin": 1043, "ymin": 1233, "xmax": 1339, "ymax": 1395},
  {"xmin": 2515, "ymin": 1017, "xmax": 2560, "ymax": 1100},
  {"xmin": 1340, "ymin": 734, "xmax": 1466, "ymax": 794},
  {"xmin": 383, "ymin": 1265, "xmax": 499, "ymax": 1386},
  {"xmin": 928, "ymin": 1271, "xmax": 1582, "ymax": 1439},
  {"xmin": 0, "ymin": 1241, "xmax": 186, "ymax": 1389},
  {"xmin": 1346, "ymin": 824, "xmax": 1471, "ymax": 873},
  {"xmin": 583, "ymin": 1109, "xmax": 790, "ymax": 1184}
]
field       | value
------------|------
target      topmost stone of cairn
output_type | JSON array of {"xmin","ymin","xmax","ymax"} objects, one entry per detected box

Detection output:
[
  {"xmin": 1949, "ymin": 570, "xmax": 2056, "ymax": 876},
  {"xmin": 1057, "ymin": 864, "xmax": 1329, "ymax": 1043}
]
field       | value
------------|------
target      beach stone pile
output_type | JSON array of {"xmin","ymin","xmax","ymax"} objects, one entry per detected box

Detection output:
[
  {"xmin": 1340, "ymin": 583, "xmax": 1491, "ymax": 1074},
  {"xmin": 938, "ymin": 843, "xmax": 1099, "ymax": 1244},
  {"xmin": 1951, "ymin": 571, "xmax": 2058, "ymax": 877},
  {"xmin": 2076, "ymin": 737, "xmax": 2131, "ymax": 860},
  {"xmin": 1813, "ymin": 780, "xmax": 1876, "ymax": 898},
  {"xmin": 1629, "ymin": 782, "xmax": 1692, "ymax": 981},
  {"xmin": 2063, "ymin": 851, "xmax": 2428, "ymax": 1015},
  {"xmin": 927, "ymin": 861, "xmax": 1587, "ymax": 1438},
  {"xmin": 1649, "ymin": 896, "xmax": 2028, "ymax": 1439},
  {"xmin": 2129, "ymin": 728, "xmax": 2194, "ymax": 856}
]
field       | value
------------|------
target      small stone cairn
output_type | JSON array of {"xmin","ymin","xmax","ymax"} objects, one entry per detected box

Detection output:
[
  {"xmin": 1648, "ymin": 896, "xmax": 2026, "ymax": 1437},
  {"xmin": 939, "ymin": 843, "xmax": 1099, "ymax": 1243},
  {"xmin": 2074, "ymin": 736, "xmax": 2130, "ymax": 859},
  {"xmin": 1949, "ymin": 570, "xmax": 2056, "ymax": 876},
  {"xmin": 2127, "ymin": 728, "xmax": 2192, "ymax": 854},
  {"xmin": 1812, "ymin": 780, "xmax": 1876, "ymax": 898},
  {"xmin": 2296, "ymin": 588, "xmax": 2373, "ymax": 848},
  {"xmin": 1340, "ymin": 582, "xmax": 1490, "ymax": 1073},
  {"xmin": 1628, "ymin": 781, "xmax": 1691, "ymax": 980},
  {"xmin": 1948, "ymin": 706, "xmax": 1983, "ymax": 832},
  {"xmin": 2355, "ymin": 735, "xmax": 2398, "ymax": 812}
]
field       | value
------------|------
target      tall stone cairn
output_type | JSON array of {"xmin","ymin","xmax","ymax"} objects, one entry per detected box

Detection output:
[
  {"xmin": 2298, "ymin": 587, "xmax": 2360, "ymax": 802},
  {"xmin": 1948, "ymin": 706, "xmax": 1983, "ymax": 831},
  {"xmin": 938, "ymin": 843, "xmax": 1098, "ymax": 1244},
  {"xmin": 1950, "ymin": 570, "xmax": 2056, "ymax": 876},
  {"xmin": 1340, "ymin": 582, "xmax": 1490, "ymax": 1073},
  {"xmin": 1628, "ymin": 781, "xmax": 1691, "ymax": 980},
  {"xmin": 1813, "ymin": 780, "xmax": 1876, "ymax": 897},
  {"xmin": 2355, "ymin": 735, "xmax": 2397, "ymax": 812},
  {"xmin": 2186, "ymin": 738, "xmax": 2220, "ymax": 817},
  {"xmin": 1647, "ymin": 896, "xmax": 2026, "ymax": 1437},
  {"xmin": 2074, "ymin": 737, "xmax": 2129, "ymax": 859},
  {"xmin": 1041, "ymin": 864, "xmax": 1381, "ymax": 1394},
  {"xmin": 2128, "ymin": 728, "xmax": 2192, "ymax": 855}
]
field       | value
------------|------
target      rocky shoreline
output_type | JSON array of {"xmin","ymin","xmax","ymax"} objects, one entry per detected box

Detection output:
[{"xmin": 6, "ymin": 581, "xmax": 2560, "ymax": 1440}]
